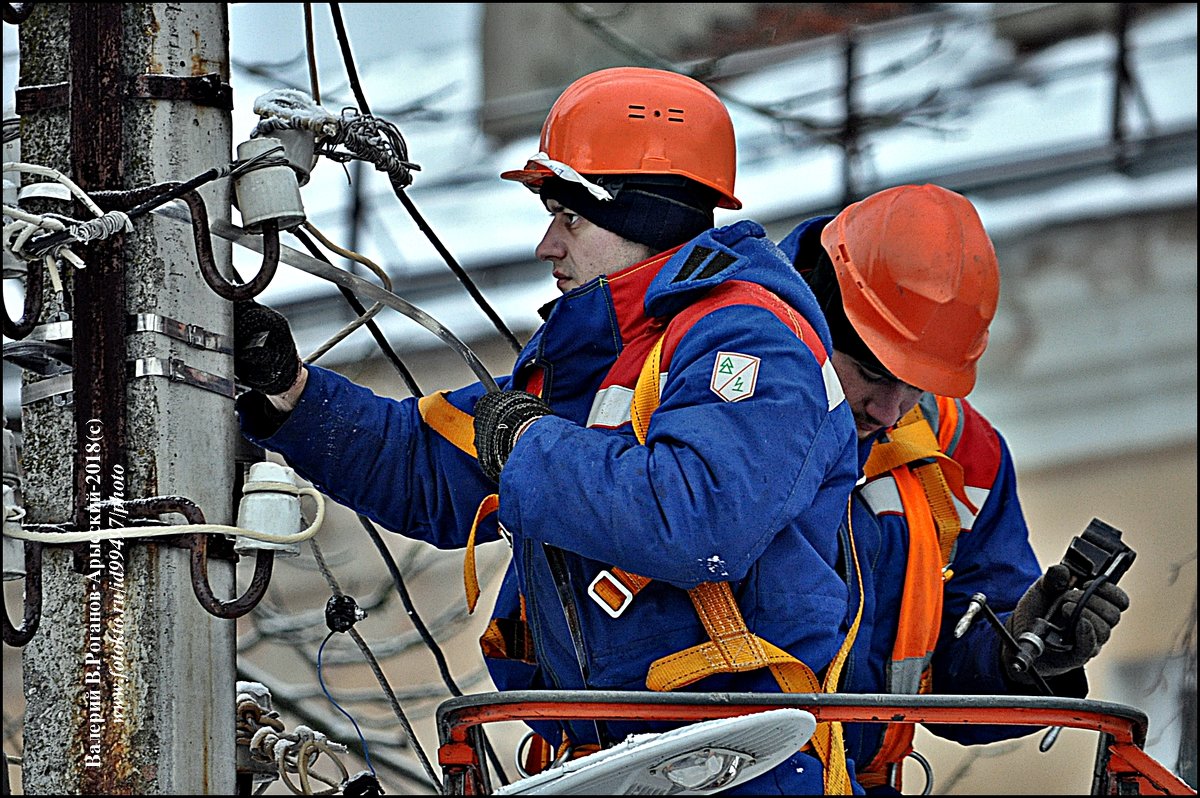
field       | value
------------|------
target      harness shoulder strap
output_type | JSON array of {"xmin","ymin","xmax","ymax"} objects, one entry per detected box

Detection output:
[
  {"xmin": 623, "ymin": 285, "xmax": 859, "ymax": 793},
  {"xmin": 862, "ymin": 401, "xmax": 973, "ymax": 570},
  {"xmin": 857, "ymin": 398, "xmax": 971, "ymax": 787},
  {"xmin": 416, "ymin": 391, "xmax": 498, "ymax": 613}
]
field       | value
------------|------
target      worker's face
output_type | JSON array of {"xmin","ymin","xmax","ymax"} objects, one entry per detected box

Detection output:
[
  {"xmin": 832, "ymin": 351, "xmax": 925, "ymax": 440},
  {"xmin": 536, "ymin": 199, "xmax": 654, "ymax": 293}
]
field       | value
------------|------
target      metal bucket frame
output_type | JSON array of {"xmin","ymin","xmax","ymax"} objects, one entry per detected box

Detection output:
[{"xmin": 436, "ymin": 691, "xmax": 1196, "ymax": 795}]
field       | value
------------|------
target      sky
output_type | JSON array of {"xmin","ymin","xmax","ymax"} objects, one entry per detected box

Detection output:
[
  {"xmin": 6, "ymin": 4, "xmax": 1196, "ymax": 302},
  {"xmin": 3, "ymin": 3, "xmax": 1198, "ymax": 461}
]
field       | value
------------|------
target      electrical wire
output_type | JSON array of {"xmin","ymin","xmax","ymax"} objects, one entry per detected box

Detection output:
[
  {"xmin": 315, "ymin": 10, "xmax": 530, "ymax": 786},
  {"xmin": 153, "ymin": 202, "xmax": 499, "ymax": 392},
  {"xmin": 358, "ymin": 514, "xmax": 510, "ymax": 786},
  {"xmin": 7, "ymin": 486, "xmax": 326, "ymax": 545},
  {"xmin": 327, "ymin": 2, "xmax": 523, "ymax": 355},
  {"xmin": 304, "ymin": 2, "xmax": 321, "ymax": 105},
  {"xmin": 310, "ymin": 536, "xmax": 444, "ymax": 792},
  {"xmin": 317, "ymin": 630, "xmax": 378, "ymax": 779},
  {"xmin": 290, "ymin": 226, "xmax": 424, "ymax": 397},
  {"xmin": 13, "ymin": 146, "xmax": 286, "ymax": 260},
  {"xmin": 297, "ymin": 221, "xmax": 389, "ymax": 364},
  {"xmin": 315, "ymin": 12, "xmax": 526, "ymax": 784}
]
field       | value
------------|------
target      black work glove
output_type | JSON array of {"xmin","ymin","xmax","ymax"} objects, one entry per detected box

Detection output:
[
  {"xmin": 472, "ymin": 390, "xmax": 551, "ymax": 483},
  {"xmin": 233, "ymin": 300, "xmax": 301, "ymax": 395},
  {"xmin": 1004, "ymin": 563, "xmax": 1130, "ymax": 683}
]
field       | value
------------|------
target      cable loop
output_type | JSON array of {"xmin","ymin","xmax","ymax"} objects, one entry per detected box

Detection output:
[
  {"xmin": 230, "ymin": 145, "xmax": 291, "ymax": 179},
  {"xmin": 329, "ymin": 109, "xmax": 420, "ymax": 190},
  {"xmin": 239, "ymin": 697, "xmax": 349, "ymax": 796},
  {"xmin": 1, "ymin": 238, "xmax": 43, "ymax": 340}
]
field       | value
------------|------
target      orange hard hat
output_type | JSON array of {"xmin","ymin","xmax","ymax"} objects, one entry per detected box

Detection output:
[
  {"xmin": 501, "ymin": 67, "xmax": 741, "ymax": 210},
  {"xmin": 820, "ymin": 184, "xmax": 1000, "ymax": 397}
]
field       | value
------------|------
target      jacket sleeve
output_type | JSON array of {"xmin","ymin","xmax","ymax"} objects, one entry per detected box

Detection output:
[
  {"xmin": 496, "ymin": 303, "xmax": 855, "ymax": 588},
  {"xmin": 237, "ymin": 365, "xmax": 503, "ymax": 550}
]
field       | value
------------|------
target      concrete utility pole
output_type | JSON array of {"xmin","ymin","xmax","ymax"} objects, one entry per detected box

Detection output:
[{"xmin": 16, "ymin": 4, "xmax": 237, "ymax": 793}]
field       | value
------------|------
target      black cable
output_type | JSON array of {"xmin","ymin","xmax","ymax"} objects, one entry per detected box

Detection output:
[
  {"xmin": 324, "ymin": 7, "xmax": 515, "ymax": 785},
  {"xmin": 294, "ymin": 182, "xmax": 511, "ymax": 785},
  {"xmin": 328, "ymin": 2, "xmax": 523, "ymax": 355},
  {"xmin": 25, "ymin": 165, "xmax": 229, "ymax": 258},
  {"xmin": 391, "ymin": 188, "xmax": 523, "ymax": 354},
  {"xmin": 357, "ymin": 516, "xmax": 455, "ymax": 692},
  {"xmin": 303, "ymin": 2, "xmax": 321, "ymax": 104},
  {"xmin": 357, "ymin": 514, "xmax": 510, "ymax": 786},
  {"xmin": 291, "ymin": 227, "xmax": 423, "ymax": 397},
  {"xmin": 1065, "ymin": 571, "xmax": 1115, "ymax": 641},
  {"xmin": 328, "ymin": 4, "xmax": 371, "ymax": 116}
]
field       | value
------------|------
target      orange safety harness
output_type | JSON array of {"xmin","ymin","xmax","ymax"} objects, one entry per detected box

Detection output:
[
  {"xmin": 854, "ymin": 396, "xmax": 975, "ymax": 790},
  {"xmin": 591, "ymin": 309, "xmax": 862, "ymax": 795},
  {"xmin": 420, "ymin": 286, "xmax": 864, "ymax": 794}
]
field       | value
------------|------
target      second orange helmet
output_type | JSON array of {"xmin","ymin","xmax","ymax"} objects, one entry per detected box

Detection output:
[{"xmin": 821, "ymin": 184, "xmax": 1000, "ymax": 397}]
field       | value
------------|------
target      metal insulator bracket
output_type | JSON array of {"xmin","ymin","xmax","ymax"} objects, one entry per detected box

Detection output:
[
  {"xmin": 15, "ymin": 73, "xmax": 233, "ymax": 114},
  {"xmin": 1, "ymin": 540, "xmax": 43, "ymax": 647}
]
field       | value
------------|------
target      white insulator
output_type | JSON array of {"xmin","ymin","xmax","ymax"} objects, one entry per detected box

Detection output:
[
  {"xmin": 233, "ymin": 137, "xmax": 306, "ymax": 233},
  {"xmin": 235, "ymin": 461, "xmax": 302, "ymax": 558},
  {"xmin": 271, "ymin": 128, "xmax": 317, "ymax": 187},
  {"xmin": 3, "ymin": 485, "xmax": 24, "ymax": 581}
]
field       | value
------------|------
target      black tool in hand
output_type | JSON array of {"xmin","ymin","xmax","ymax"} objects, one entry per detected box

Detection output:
[{"xmin": 1009, "ymin": 518, "xmax": 1135, "ymax": 675}]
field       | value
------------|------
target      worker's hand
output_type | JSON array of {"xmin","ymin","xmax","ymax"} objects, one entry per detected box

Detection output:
[
  {"xmin": 1004, "ymin": 564, "xmax": 1130, "ymax": 681},
  {"xmin": 233, "ymin": 300, "xmax": 301, "ymax": 396},
  {"xmin": 472, "ymin": 390, "xmax": 551, "ymax": 483}
]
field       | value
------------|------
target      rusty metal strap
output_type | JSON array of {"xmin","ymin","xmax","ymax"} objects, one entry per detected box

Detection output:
[
  {"xmin": 131, "ymin": 356, "xmax": 236, "ymax": 397},
  {"xmin": 127, "ymin": 73, "xmax": 233, "ymax": 109},
  {"xmin": 14, "ymin": 83, "xmax": 69, "ymax": 114},
  {"xmin": 16, "ymin": 73, "xmax": 233, "ymax": 113}
]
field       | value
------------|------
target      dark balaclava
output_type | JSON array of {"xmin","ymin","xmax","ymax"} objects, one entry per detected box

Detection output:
[
  {"xmin": 538, "ymin": 174, "xmax": 719, "ymax": 254},
  {"xmin": 795, "ymin": 217, "xmax": 893, "ymax": 377}
]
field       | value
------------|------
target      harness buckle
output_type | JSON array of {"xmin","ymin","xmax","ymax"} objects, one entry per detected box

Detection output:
[{"xmin": 587, "ymin": 569, "xmax": 633, "ymax": 618}]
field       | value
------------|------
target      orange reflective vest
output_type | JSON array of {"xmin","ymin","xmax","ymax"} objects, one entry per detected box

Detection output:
[{"xmin": 856, "ymin": 396, "xmax": 976, "ymax": 788}]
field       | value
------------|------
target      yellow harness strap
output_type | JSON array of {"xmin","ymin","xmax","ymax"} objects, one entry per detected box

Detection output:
[
  {"xmin": 645, "ymin": 515, "xmax": 863, "ymax": 794},
  {"xmin": 646, "ymin": 581, "xmax": 824, "ymax": 692},
  {"xmin": 416, "ymin": 390, "xmax": 494, "ymax": 612},
  {"xmin": 628, "ymin": 328, "xmax": 860, "ymax": 794},
  {"xmin": 629, "ymin": 334, "xmax": 665, "ymax": 441},
  {"xmin": 418, "ymin": 391, "xmax": 478, "ymax": 457},
  {"xmin": 414, "ymin": 391, "xmax": 502, "ymax": 616},
  {"xmin": 463, "ymin": 493, "xmax": 499, "ymax": 614},
  {"xmin": 858, "ymin": 401, "xmax": 969, "ymax": 786},
  {"xmin": 864, "ymin": 405, "xmax": 976, "ymax": 518}
]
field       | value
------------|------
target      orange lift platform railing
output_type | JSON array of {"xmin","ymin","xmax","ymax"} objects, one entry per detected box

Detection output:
[{"xmin": 436, "ymin": 690, "xmax": 1196, "ymax": 795}]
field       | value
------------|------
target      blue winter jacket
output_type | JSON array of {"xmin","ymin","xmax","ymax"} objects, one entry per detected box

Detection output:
[
  {"xmin": 779, "ymin": 218, "xmax": 1086, "ymax": 776},
  {"xmin": 240, "ymin": 221, "xmax": 862, "ymax": 794}
]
